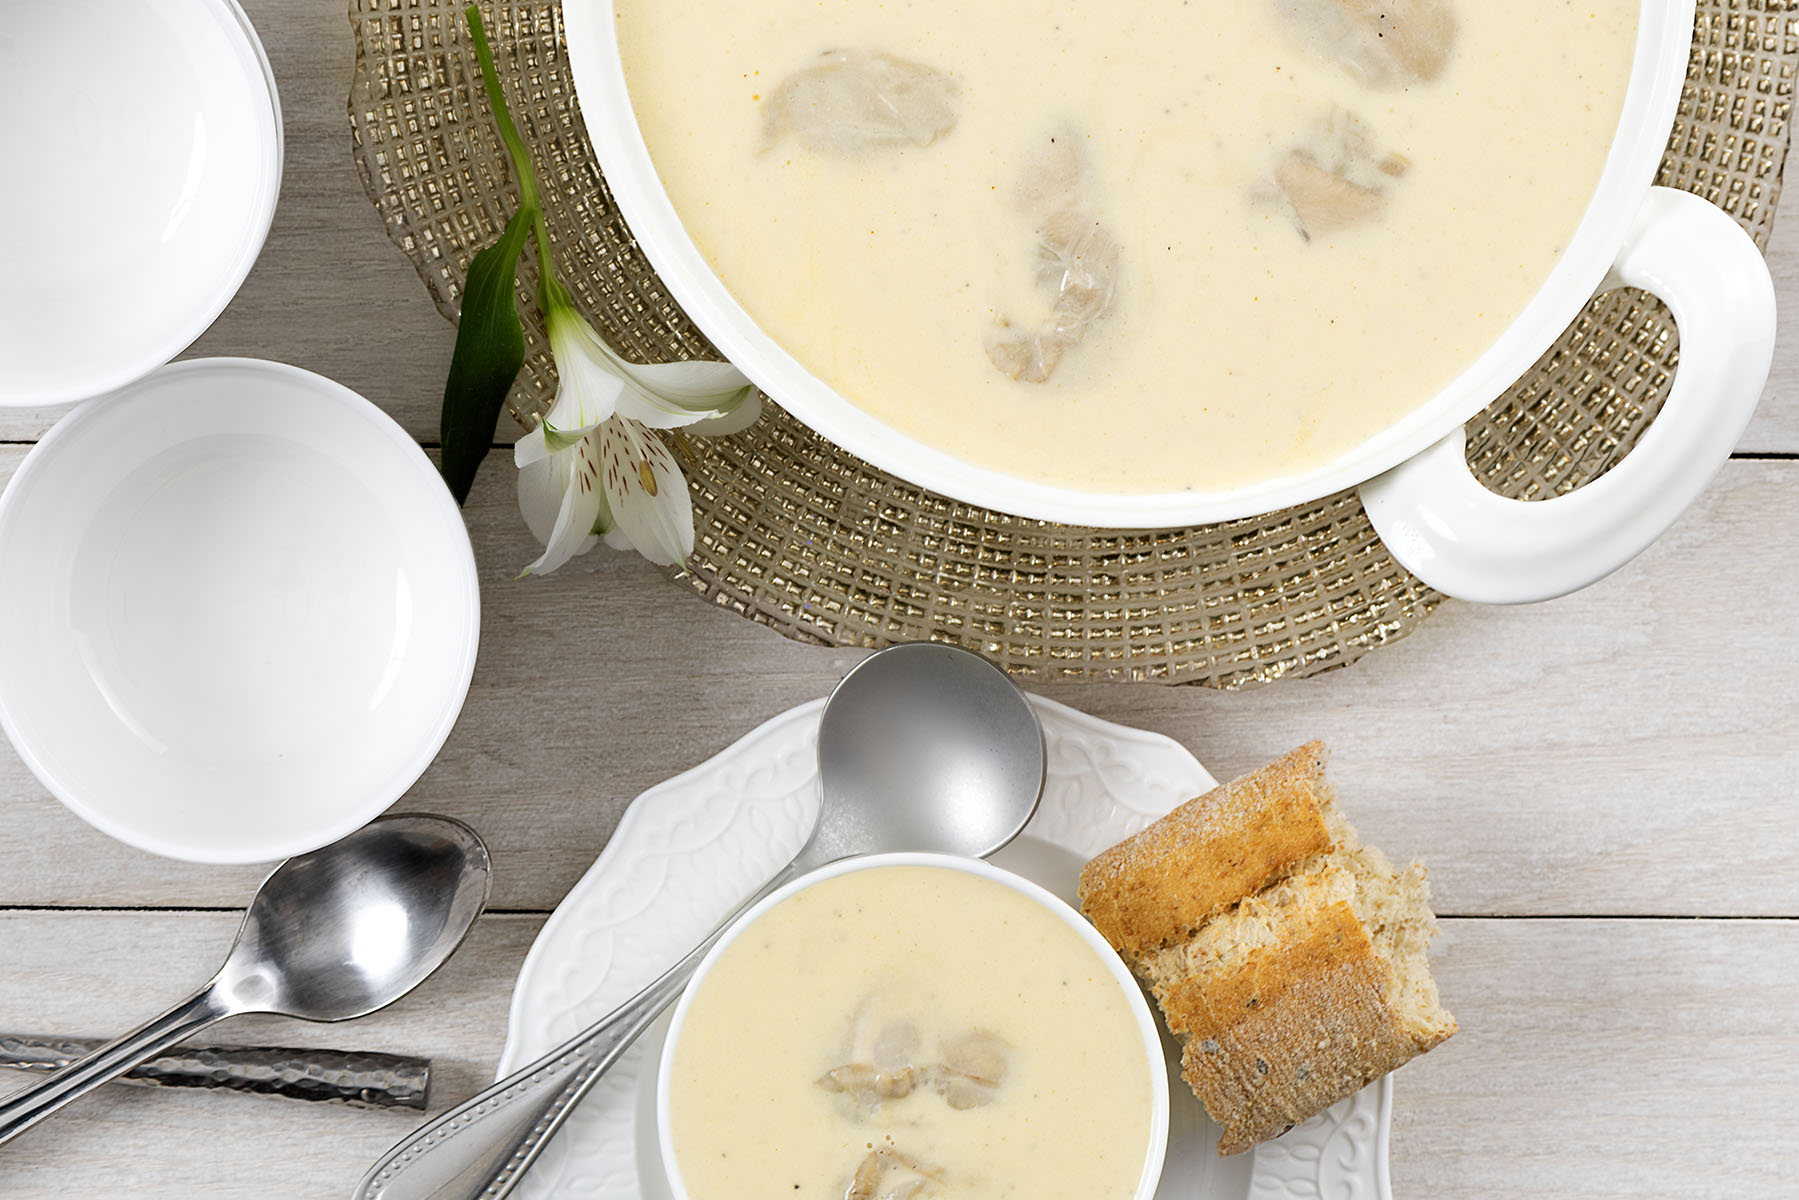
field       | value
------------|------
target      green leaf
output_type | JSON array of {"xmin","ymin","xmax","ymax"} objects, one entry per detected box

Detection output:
[{"xmin": 439, "ymin": 205, "xmax": 533, "ymax": 506}]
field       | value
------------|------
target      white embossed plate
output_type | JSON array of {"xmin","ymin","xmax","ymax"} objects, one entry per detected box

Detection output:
[{"xmin": 497, "ymin": 696, "xmax": 1391, "ymax": 1199}]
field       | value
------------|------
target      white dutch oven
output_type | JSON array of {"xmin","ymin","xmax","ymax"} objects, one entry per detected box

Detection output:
[{"xmin": 563, "ymin": 0, "xmax": 1775, "ymax": 604}]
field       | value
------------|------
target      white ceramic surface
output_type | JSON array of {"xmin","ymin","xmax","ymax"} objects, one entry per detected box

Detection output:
[
  {"xmin": 497, "ymin": 695, "xmax": 1393, "ymax": 1200},
  {"xmin": 654, "ymin": 852, "xmax": 1170, "ymax": 1200},
  {"xmin": 0, "ymin": 359, "xmax": 480, "ymax": 863},
  {"xmin": 1361, "ymin": 185, "xmax": 1778, "ymax": 603},
  {"xmin": 561, "ymin": 0, "xmax": 1774, "ymax": 603},
  {"xmin": 0, "ymin": 0, "xmax": 282, "ymax": 406}
]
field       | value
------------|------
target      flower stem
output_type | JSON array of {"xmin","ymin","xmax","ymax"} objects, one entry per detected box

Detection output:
[
  {"xmin": 465, "ymin": 5, "xmax": 543, "ymax": 218},
  {"xmin": 532, "ymin": 210, "xmax": 558, "ymax": 298},
  {"xmin": 464, "ymin": 6, "xmax": 563, "ymax": 318}
]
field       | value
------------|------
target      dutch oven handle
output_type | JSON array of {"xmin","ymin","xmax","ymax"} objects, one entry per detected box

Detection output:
[{"xmin": 1360, "ymin": 186, "xmax": 1776, "ymax": 604}]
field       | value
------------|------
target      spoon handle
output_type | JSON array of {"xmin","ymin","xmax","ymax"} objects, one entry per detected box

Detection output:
[
  {"xmin": 0, "ymin": 985, "xmax": 228, "ymax": 1146},
  {"xmin": 357, "ymin": 859, "xmax": 807, "ymax": 1200},
  {"xmin": 0, "ymin": 1035, "xmax": 431, "ymax": 1111}
]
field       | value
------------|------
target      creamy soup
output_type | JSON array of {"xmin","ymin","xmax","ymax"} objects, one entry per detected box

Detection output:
[
  {"xmin": 615, "ymin": 0, "xmax": 1638, "ymax": 494},
  {"xmin": 666, "ymin": 865, "xmax": 1155, "ymax": 1200}
]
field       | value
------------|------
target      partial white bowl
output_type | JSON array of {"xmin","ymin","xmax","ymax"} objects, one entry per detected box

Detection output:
[
  {"xmin": 0, "ymin": 0, "xmax": 282, "ymax": 406},
  {"xmin": 0, "ymin": 359, "xmax": 480, "ymax": 863},
  {"xmin": 655, "ymin": 852, "xmax": 1170, "ymax": 1200}
]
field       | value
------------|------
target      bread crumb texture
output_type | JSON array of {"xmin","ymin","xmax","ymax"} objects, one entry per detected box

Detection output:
[{"xmin": 1078, "ymin": 741, "xmax": 1456, "ymax": 1156}]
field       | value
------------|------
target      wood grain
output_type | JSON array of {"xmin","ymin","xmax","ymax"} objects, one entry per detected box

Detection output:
[
  {"xmin": 1392, "ymin": 918, "xmax": 1799, "ymax": 1197},
  {"xmin": 0, "ymin": 911, "xmax": 540, "ymax": 1198},
  {"xmin": 0, "ymin": 1, "xmax": 1796, "ymax": 1194},
  {"xmin": 2, "ymin": 912, "xmax": 1790, "ymax": 1198},
  {"xmin": 0, "ymin": 448, "xmax": 1792, "ymax": 916}
]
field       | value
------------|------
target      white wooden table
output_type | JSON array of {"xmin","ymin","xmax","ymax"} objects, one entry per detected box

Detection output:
[{"xmin": 2, "ymin": 5, "xmax": 1796, "ymax": 1196}]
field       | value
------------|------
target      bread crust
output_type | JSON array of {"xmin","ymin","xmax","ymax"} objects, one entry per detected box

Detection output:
[
  {"xmin": 1078, "ymin": 742, "xmax": 1456, "ymax": 1156},
  {"xmin": 1077, "ymin": 742, "xmax": 1333, "ymax": 957},
  {"xmin": 1157, "ymin": 880, "xmax": 1432, "ymax": 1154}
]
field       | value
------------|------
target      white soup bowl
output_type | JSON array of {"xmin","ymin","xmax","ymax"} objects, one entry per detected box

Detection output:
[{"xmin": 656, "ymin": 852, "xmax": 1170, "ymax": 1200}]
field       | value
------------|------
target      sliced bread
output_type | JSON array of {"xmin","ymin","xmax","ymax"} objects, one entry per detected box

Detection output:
[{"xmin": 1078, "ymin": 742, "xmax": 1455, "ymax": 1155}]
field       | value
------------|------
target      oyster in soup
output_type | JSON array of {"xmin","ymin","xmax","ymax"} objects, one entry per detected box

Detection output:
[
  {"xmin": 763, "ymin": 49, "xmax": 959, "ymax": 156},
  {"xmin": 1274, "ymin": 0, "xmax": 1458, "ymax": 88}
]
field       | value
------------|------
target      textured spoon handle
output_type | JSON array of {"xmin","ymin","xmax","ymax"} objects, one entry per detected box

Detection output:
[
  {"xmin": 355, "ymin": 967, "xmax": 685, "ymax": 1200},
  {"xmin": 0, "ymin": 987, "xmax": 227, "ymax": 1146},
  {"xmin": 0, "ymin": 1036, "xmax": 430, "ymax": 1112}
]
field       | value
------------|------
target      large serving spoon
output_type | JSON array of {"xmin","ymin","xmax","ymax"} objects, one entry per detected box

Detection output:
[
  {"xmin": 0, "ymin": 814, "xmax": 490, "ymax": 1147},
  {"xmin": 357, "ymin": 642, "xmax": 1045, "ymax": 1200}
]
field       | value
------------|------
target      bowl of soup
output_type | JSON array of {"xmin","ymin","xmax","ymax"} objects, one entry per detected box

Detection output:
[
  {"xmin": 563, "ymin": 0, "xmax": 1775, "ymax": 603},
  {"xmin": 657, "ymin": 853, "xmax": 1170, "ymax": 1200}
]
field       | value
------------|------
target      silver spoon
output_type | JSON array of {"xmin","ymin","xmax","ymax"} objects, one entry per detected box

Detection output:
[
  {"xmin": 357, "ymin": 643, "xmax": 1045, "ymax": 1200},
  {"xmin": 0, "ymin": 814, "xmax": 491, "ymax": 1147}
]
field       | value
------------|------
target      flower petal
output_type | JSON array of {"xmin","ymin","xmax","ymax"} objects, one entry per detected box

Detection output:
[
  {"xmin": 597, "ymin": 417, "xmax": 695, "ymax": 566},
  {"xmin": 514, "ymin": 425, "xmax": 552, "ymax": 469},
  {"xmin": 518, "ymin": 433, "xmax": 610, "ymax": 576},
  {"xmin": 541, "ymin": 291, "xmax": 754, "ymax": 431},
  {"xmin": 685, "ymin": 387, "xmax": 763, "ymax": 437},
  {"xmin": 619, "ymin": 357, "xmax": 752, "ymax": 405},
  {"xmin": 516, "ymin": 437, "xmax": 564, "ymax": 545},
  {"xmin": 540, "ymin": 309, "xmax": 628, "ymax": 437},
  {"xmin": 614, "ymin": 362, "xmax": 756, "ymax": 429}
]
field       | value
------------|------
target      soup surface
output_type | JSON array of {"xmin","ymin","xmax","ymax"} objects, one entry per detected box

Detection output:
[
  {"xmin": 615, "ymin": 0, "xmax": 1639, "ymax": 495},
  {"xmin": 666, "ymin": 865, "xmax": 1155, "ymax": 1200}
]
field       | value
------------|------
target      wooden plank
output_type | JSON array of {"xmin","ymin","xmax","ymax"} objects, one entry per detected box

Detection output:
[
  {"xmin": 1393, "ymin": 918, "xmax": 1799, "ymax": 1197},
  {"xmin": 1, "ymin": 912, "xmax": 1790, "ymax": 1197},
  {"xmin": 0, "ymin": 2, "xmax": 1790, "ymax": 1194},
  {"xmin": 1086, "ymin": 456, "xmax": 1799, "ymax": 920},
  {"xmin": 0, "ymin": 910, "xmax": 542, "ymax": 1198},
  {"xmin": 1748, "ymin": 186, "xmax": 1799, "ymax": 452},
  {"xmin": 0, "ymin": 451, "xmax": 1792, "ymax": 915}
]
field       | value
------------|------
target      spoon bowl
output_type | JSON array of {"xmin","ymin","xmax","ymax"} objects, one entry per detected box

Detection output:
[
  {"xmin": 806, "ymin": 642, "xmax": 1045, "ymax": 865},
  {"xmin": 0, "ymin": 814, "xmax": 491, "ymax": 1146},
  {"xmin": 218, "ymin": 816, "xmax": 494, "ymax": 1021}
]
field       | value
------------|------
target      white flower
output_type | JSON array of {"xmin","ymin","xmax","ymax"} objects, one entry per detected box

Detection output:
[
  {"xmin": 517, "ymin": 414, "xmax": 697, "ymax": 573},
  {"xmin": 518, "ymin": 287, "xmax": 760, "ymax": 573},
  {"xmin": 538, "ymin": 289, "xmax": 756, "ymax": 441}
]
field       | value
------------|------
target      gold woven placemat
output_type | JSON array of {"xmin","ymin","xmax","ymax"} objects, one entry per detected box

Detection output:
[{"xmin": 348, "ymin": 0, "xmax": 1795, "ymax": 687}]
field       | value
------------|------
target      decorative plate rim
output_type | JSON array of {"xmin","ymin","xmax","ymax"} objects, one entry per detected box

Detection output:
[{"xmin": 497, "ymin": 694, "xmax": 1393, "ymax": 1200}]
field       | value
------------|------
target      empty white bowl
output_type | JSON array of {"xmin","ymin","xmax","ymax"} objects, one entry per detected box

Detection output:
[
  {"xmin": 0, "ymin": 0, "xmax": 282, "ymax": 405},
  {"xmin": 0, "ymin": 359, "xmax": 480, "ymax": 863}
]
